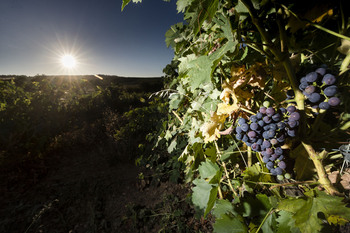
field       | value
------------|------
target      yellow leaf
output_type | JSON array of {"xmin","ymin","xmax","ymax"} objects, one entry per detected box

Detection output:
[
  {"xmin": 200, "ymin": 112, "xmax": 227, "ymax": 143},
  {"xmin": 217, "ymin": 103, "xmax": 239, "ymax": 115},
  {"xmin": 327, "ymin": 215, "xmax": 349, "ymax": 226}
]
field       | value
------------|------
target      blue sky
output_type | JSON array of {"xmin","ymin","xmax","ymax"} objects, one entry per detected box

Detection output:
[{"xmin": 0, "ymin": 0, "xmax": 183, "ymax": 77}]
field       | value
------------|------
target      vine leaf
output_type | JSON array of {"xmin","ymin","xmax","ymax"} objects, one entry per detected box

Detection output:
[
  {"xmin": 290, "ymin": 144, "xmax": 316, "ymax": 180},
  {"xmin": 212, "ymin": 199, "xmax": 248, "ymax": 233},
  {"xmin": 278, "ymin": 190, "xmax": 350, "ymax": 233},
  {"xmin": 276, "ymin": 210, "xmax": 300, "ymax": 233},
  {"xmin": 199, "ymin": 160, "xmax": 220, "ymax": 180},
  {"xmin": 192, "ymin": 178, "xmax": 218, "ymax": 217}
]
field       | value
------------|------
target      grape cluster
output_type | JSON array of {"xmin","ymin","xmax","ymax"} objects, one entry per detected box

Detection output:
[
  {"xmin": 298, "ymin": 67, "xmax": 341, "ymax": 109},
  {"xmin": 235, "ymin": 106, "xmax": 300, "ymax": 177}
]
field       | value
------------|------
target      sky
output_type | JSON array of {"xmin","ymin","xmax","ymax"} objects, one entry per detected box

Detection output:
[{"xmin": 0, "ymin": 0, "xmax": 183, "ymax": 77}]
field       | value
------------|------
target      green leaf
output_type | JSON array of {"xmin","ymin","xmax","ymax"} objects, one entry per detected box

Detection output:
[
  {"xmin": 176, "ymin": 0, "xmax": 194, "ymax": 13},
  {"xmin": 290, "ymin": 144, "xmax": 316, "ymax": 180},
  {"xmin": 276, "ymin": 210, "xmax": 301, "ymax": 233},
  {"xmin": 278, "ymin": 190, "xmax": 350, "ymax": 233},
  {"xmin": 165, "ymin": 23, "xmax": 184, "ymax": 48},
  {"xmin": 167, "ymin": 138, "xmax": 177, "ymax": 153},
  {"xmin": 192, "ymin": 178, "xmax": 218, "ymax": 217},
  {"xmin": 199, "ymin": 160, "xmax": 220, "ymax": 179},
  {"xmin": 261, "ymin": 212, "xmax": 277, "ymax": 233},
  {"xmin": 213, "ymin": 214, "xmax": 248, "ymax": 233},
  {"xmin": 213, "ymin": 199, "xmax": 236, "ymax": 218},
  {"xmin": 121, "ymin": 0, "xmax": 142, "ymax": 11},
  {"xmin": 242, "ymin": 162, "xmax": 272, "ymax": 183}
]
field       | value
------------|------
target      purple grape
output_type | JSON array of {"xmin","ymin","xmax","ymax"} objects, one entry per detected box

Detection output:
[
  {"xmin": 276, "ymin": 133, "xmax": 285, "ymax": 143},
  {"xmin": 270, "ymin": 154, "xmax": 279, "ymax": 161},
  {"xmin": 274, "ymin": 147, "xmax": 283, "ymax": 156},
  {"xmin": 242, "ymin": 134, "xmax": 249, "ymax": 142},
  {"xmin": 288, "ymin": 120, "xmax": 298, "ymax": 128},
  {"xmin": 258, "ymin": 120, "xmax": 265, "ymax": 127},
  {"xmin": 278, "ymin": 161, "xmax": 286, "ymax": 169},
  {"xmin": 277, "ymin": 122, "xmax": 286, "ymax": 129},
  {"xmin": 287, "ymin": 129, "xmax": 296, "ymax": 137},
  {"xmin": 246, "ymin": 142, "xmax": 252, "ymax": 147},
  {"xmin": 266, "ymin": 161, "xmax": 274, "ymax": 170},
  {"xmin": 262, "ymin": 131, "xmax": 269, "ymax": 139},
  {"xmin": 251, "ymin": 143, "xmax": 260, "ymax": 151},
  {"xmin": 263, "ymin": 155, "xmax": 270, "ymax": 163},
  {"xmin": 250, "ymin": 123, "xmax": 259, "ymax": 131},
  {"xmin": 241, "ymin": 123, "xmax": 249, "ymax": 132},
  {"xmin": 274, "ymin": 167, "xmax": 283, "ymax": 175},
  {"xmin": 247, "ymin": 131, "xmax": 257, "ymax": 138},
  {"xmin": 316, "ymin": 67, "xmax": 327, "ymax": 76},
  {"xmin": 305, "ymin": 72, "xmax": 319, "ymax": 82},
  {"xmin": 300, "ymin": 77, "xmax": 308, "ymax": 83},
  {"xmin": 323, "ymin": 85, "xmax": 337, "ymax": 97},
  {"xmin": 263, "ymin": 116, "xmax": 272, "ymax": 124},
  {"xmin": 238, "ymin": 118, "xmax": 246, "ymax": 125},
  {"xmin": 287, "ymin": 105, "xmax": 296, "ymax": 113},
  {"xmin": 319, "ymin": 102, "xmax": 330, "ymax": 109},
  {"xmin": 265, "ymin": 148, "xmax": 273, "ymax": 155},
  {"xmin": 269, "ymin": 123, "xmax": 277, "ymax": 131},
  {"xmin": 270, "ymin": 138, "xmax": 278, "ymax": 145},
  {"xmin": 236, "ymin": 126, "xmax": 243, "ymax": 134},
  {"xmin": 308, "ymin": 93, "xmax": 321, "ymax": 103},
  {"xmin": 236, "ymin": 133, "xmax": 243, "ymax": 140},
  {"xmin": 278, "ymin": 155, "xmax": 284, "ymax": 161},
  {"xmin": 289, "ymin": 112, "xmax": 300, "ymax": 121},
  {"xmin": 304, "ymin": 85, "xmax": 316, "ymax": 95},
  {"xmin": 256, "ymin": 139, "xmax": 263, "ymax": 145},
  {"xmin": 259, "ymin": 107, "xmax": 267, "ymax": 114},
  {"xmin": 262, "ymin": 140, "xmax": 271, "ymax": 148},
  {"xmin": 250, "ymin": 115, "xmax": 258, "ymax": 123},
  {"xmin": 279, "ymin": 107, "xmax": 287, "ymax": 114},
  {"xmin": 272, "ymin": 113, "xmax": 281, "ymax": 122},
  {"xmin": 266, "ymin": 107, "xmax": 275, "ymax": 117},
  {"xmin": 266, "ymin": 130, "xmax": 276, "ymax": 139},
  {"xmin": 328, "ymin": 97, "xmax": 340, "ymax": 106},
  {"xmin": 322, "ymin": 74, "xmax": 336, "ymax": 85},
  {"xmin": 299, "ymin": 83, "xmax": 308, "ymax": 91},
  {"xmin": 256, "ymin": 112, "xmax": 263, "ymax": 119}
]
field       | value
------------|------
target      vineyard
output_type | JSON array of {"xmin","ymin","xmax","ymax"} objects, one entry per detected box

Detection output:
[{"xmin": 1, "ymin": 0, "xmax": 350, "ymax": 232}]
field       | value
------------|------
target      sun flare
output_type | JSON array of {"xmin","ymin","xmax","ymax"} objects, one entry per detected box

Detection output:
[{"xmin": 61, "ymin": 54, "xmax": 77, "ymax": 68}]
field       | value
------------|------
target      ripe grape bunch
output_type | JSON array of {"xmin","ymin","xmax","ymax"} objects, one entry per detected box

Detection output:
[
  {"xmin": 235, "ymin": 106, "xmax": 300, "ymax": 179},
  {"xmin": 298, "ymin": 66, "xmax": 341, "ymax": 109}
]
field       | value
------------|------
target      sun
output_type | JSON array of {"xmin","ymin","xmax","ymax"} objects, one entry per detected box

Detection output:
[{"xmin": 61, "ymin": 54, "xmax": 77, "ymax": 68}]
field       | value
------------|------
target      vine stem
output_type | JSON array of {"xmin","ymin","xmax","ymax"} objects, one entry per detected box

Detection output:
[
  {"xmin": 256, "ymin": 208, "xmax": 274, "ymax": 233},
  {"xmin": 302, "ymin": 142, "xmax": 342, "ymax": 196}
]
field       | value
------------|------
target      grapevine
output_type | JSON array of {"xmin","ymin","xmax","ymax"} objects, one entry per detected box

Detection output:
[{"xmin": 123, "ymin": 0, "xmax": 350, "ymax": 232}]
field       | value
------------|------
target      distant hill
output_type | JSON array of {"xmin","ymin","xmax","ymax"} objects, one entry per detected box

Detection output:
[{"xmin": 0, "ymin": 74, "xmax": 164, "ymax": 92}]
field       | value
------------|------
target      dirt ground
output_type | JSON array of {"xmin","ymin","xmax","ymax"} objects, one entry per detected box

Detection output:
[{"xmin": 0, "ymin": 144, "xmax": 213, "ymax": 233}]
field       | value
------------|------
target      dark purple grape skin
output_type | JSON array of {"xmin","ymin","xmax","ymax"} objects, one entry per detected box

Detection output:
[
  {"xmin": 288, "ymin": 120, "xmax": 298, "ymax": 128},
  {"xmin": 270, "ymin": 138, "xmax": 278, "ymax": 145},
  {"xmin": 299, "ymin": 83, "xmax": 308, "ymax": 90},
  {"xmin": 256, "ymin": 112, "xmax": 263, "ymax": 119},
  {"xmin": 236, "ymin": 126, "xmax": 243, "ymax": 134},
  {"xmin": 277, "ymin": 122, "xmax": 286, "ymax": 129},
  {"xmin": 251, "ymin": 143, "xmax": 260, "ymax": 151},
  {"xmin": 266, "ymin": 130, "xmax": 276, "ymax": 139},
  {"xmin": 278, "ymin": 161, "xmax": 286, "ymax": 169},
  {"xmin": 263, "ymin": 116, "xmax": 272, "ymax": 124},
  {"xmin": 238, "ymin": 118, "xmax": 246, "ymax": 125},
  {"xmin": 236, "ymin": 133, "xmax": 243, "ymax": 140},
  {"xmin": 241, "ymin": 123, "xmax": 249, "ymax": 132},
  {"xmin": 256, "ymin": 139, "xmax": 263, "ymax": 145},
  {"xmin": 258, "ymin": 120, "xmax": 265, "ymax": 127},
  {"xmin": 305, "ymin": 72, "xmax": 319, "ymax": 82},
  {"xmin": 274, "ymin": 147, "xmax": 283, "ymax": 156},
  {"xmin": 328, "ymin": 97, "xmax": 340, "ymax": 106},
  {"xmin": 269, "ymin": 123, "xmax": 277, "ymax": 131},
  {"xmin": 263, "ymin": 155, "xmax": 270, "ymax": 163},
  {"xmin": 250, "ymin": 123, "xmax": 259, "ymax": 131},
  {"xmin": 259, "ymin": 107, "xmax": 267, "ymax": 114},
  {"xmin": 247, "ymin": 131, "xmax": 257, "ymax": 138},
  {"xmin": 276, "ymin": 133, "xmax": 285, "ymax": 143},
  {"xmin": 316, "ymin": 67, "xmax": 327, "ymax": 76},
  {"xmin": 242, "ymin": 135, "xmax": 249, "ymax": 142},
  {"xmin": 266, "ymin": 161, "xmax": 274, "ymax": 169},
  {"xmin": 300, "ymin": 77, "xmax": 308, "ymax": 83},
  {"xmin": 270, "ymin": 154, "xmax": 279, "ymax": 161},
  {"xmin": 289, "ymin": 112, "xmax": 300, "ymax": 121},
  {"xmin": 287, "ymin": 129, "xmax": 296, "ymax": 137},
  {"xmin": 250, "ymin": 115, "xmax": 258, "ymax": 123},
  {"xmin": 322, "ymin": 74, "xmax": 336, "ymax": 85},
  {"xmin": 323, "ymin": 85, "xmax": 337, "ymax": 97},
  {"xmin": 270, "ymin": 168, "xmax": 277, "ymax": 175},
  {"xmin": 278, "ymin": 155, "xmax": 284, "ymax": 161},
  {"xmin": 279, "ymin": 107, "xmax": 287, "ymax": 114},
  {"xmin": 262, "ymin": 140, "xmax": 271, "ymax": 148},
  {"xmin": 266, "ymin": 107, "xmax": 275, "ymax": 117},
  {"xmin": 287, "ymin": 105, "xmax": 296, "ymax": 113},
  {"xmin": 272, "ymin": 113, "xmax": 281, "ymax": 122},
  {"xmin": 319, "ymin": 102, "xmax": 330, "ymax": 109},
  {"xmin": 308, "ymin": 93, "xmax": 321, "ymax": 103},
  {"xmin": 274, "ymin": 167, "xmax": 283, "ymax": 175},
  {"xmin": 265, "ymin": 148, "xmax": 273, "ymax": 156},
  {"xmin": 304, "ymin": 85, "xmax": 316, "ymax": 95}
]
